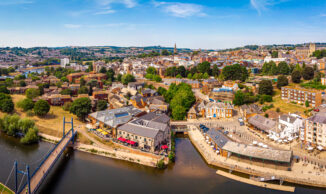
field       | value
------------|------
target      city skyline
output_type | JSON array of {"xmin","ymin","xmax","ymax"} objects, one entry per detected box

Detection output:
[{"xmin": 0, "ymin": 0, "xmax": 326, "ymax": 49}]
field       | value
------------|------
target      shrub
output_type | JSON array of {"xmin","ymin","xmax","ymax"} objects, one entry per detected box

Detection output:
[
  {"xmin": 34, "ymin": 100, "xmax": 50, "ymax": 116},
  {"xmin": 157, "ymin": 159, "xmax": 166, "ymax": 169},
  {"xmin": 63, "ymin": 102, "xmax": 72, "ymax": 111},
  {"xmin": 17, "ymin": 98, "xmax": 34, "ymax": 112}
]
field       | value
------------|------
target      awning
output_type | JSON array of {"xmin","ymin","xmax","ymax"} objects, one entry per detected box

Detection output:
[
  {"xmin": 161, "ymin": 145, "xmax": 168, "ymax": 149},
  {"xmin": 118, "ymin": 137, "xmax": 126, "ymax": 142},
  {"xmin": 129, "ymin": 140, "xmax": 136, "ymax": 145}
]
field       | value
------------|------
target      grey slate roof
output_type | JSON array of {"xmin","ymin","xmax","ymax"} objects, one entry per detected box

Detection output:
[
  {"xmin": 308, "ymin": 113, "xmax": 326, "ymax": 124},
  {"xmin": 117, "ymin": 123, "xmax": 160, "ymax": 138},
  {"xmin": 248, "ymin": 114, "xmax": 277, "ymax": 133},
  {"xmin": 89, "ymin": 106, "xmax": 143, "ymax": 128}
]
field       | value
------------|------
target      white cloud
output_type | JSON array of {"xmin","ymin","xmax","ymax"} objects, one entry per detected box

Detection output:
[
  {"xmin": 95, "ymin": 0, "xmax": 137, "ymax": 8},
  {"xmin": 64, "ymin": 24, "xmax": 82, "ymax": 29},
  {"xmin": 153, "ymin": 1, "xmax": 205, "ymax": 18},
  {"xmin": 250, "ymin": 0, "xmax": 289, "ymax": 15},
  {"xmin": 0, "ymin": 0, "xmax": 33, "ymax": 5},
  {"xmin": 320, "ymin": 14, "xmax": 326, "ymax": 17},
  {"xmin": 94, "ymin": 7, "xmax": 116, "ymax": 15}
]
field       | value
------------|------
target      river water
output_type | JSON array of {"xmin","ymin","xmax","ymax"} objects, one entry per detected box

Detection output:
[{"xmin": 0, "ymin": 134, "xmax": 325, "ymax": 194}]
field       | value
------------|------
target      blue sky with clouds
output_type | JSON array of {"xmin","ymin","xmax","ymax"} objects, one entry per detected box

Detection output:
[{"xmin": 0, "ymin": 0, "xmax": 326, "ymax": 49}]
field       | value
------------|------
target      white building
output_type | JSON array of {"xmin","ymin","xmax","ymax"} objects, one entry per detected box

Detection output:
[
  {"xmin": 60, "ymin": 58, "xmax": 70, "ymax": 68},
  {"xmin": 264, "ymin": 56, "xmax": 286, "ymax": 63},
  {"xmin": 276, "ymin": 114, "xmax": 304, "ymax": 140}
]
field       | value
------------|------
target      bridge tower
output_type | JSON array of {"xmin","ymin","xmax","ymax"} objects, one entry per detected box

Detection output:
[
  {"xmin": 63, "ymin": 117, "xmax": 75, "ymax": 143},
  {"xmin": 14, "ymin": 161, "xmax": 31, "ymax": 194}
]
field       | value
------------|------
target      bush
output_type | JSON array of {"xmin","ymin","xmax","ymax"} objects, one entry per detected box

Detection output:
[
  {"xmin": 25, "ymin": 88, "xmax": 40, "ymax": 99},
  {"xmin": 70, "ymin": 97, "xmax": 92, "ymax": 120},
  {"xmin": 20, "ymin": 128, "xmax": 39, "ymax": 144},
  {"xmin": 26, "ymin": 110, "xmax": 34, "ymax": 117},
  {"xmin": 63, "ymin": 102, "xmax": 72, "ymax": 111},
  {"xmin": 34, "ymin": 99, "xmax": 50, "ymax": 116},
  {"xmin": 156, "ymin": 159, "xmax": 166, "ymax": 169},
  {"xmin": 17, "ymin": 98, "xmax": 34, "ymax": 112},
  {"xmin": 1, "ymin": 98, "xmax": 14, "ymax": 113},
  {"xmin": 276, "ymin": 107, "xmax": 280, "ymax": 112},
  {"xmin": 97, "ymin": 100, "xmax": 108, "ymax": 111}
]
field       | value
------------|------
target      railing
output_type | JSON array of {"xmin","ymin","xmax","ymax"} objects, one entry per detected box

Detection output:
[{"xmin": 18, "ymin": 129, "xmax": 76, "ymax": 194}]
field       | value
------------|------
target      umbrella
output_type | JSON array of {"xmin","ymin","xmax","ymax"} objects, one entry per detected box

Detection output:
[
  {"xmin": 263, "ymin": 145, "xmax": 268, "ymax": 148},
  {"xmin": 317, "ymin": 146, "xmax": 323, "ymax": 151},
  {"xmin": 253, "ymin": 141, "xmax": 258, "ymax": 145}
]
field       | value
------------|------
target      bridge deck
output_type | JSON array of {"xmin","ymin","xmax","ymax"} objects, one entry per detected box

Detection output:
[{"xmin": 19, "ymin": 130, "xmax": 76, "ymax": 194}]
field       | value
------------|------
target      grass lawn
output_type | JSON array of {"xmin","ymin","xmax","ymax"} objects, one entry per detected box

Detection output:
[
  {"xmin": 269, "ymin": 89, "xmax": 309, "ymax": 115},
  {"xmin": 3, "ymin": 95, "xmax": 86, "ymax": 139},
  {"xmin": 0, "ymin": 182, "xmax": 14, "ymax": 194}
]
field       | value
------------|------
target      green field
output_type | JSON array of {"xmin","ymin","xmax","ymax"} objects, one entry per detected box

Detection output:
[{"xmin": 0, "ymin": 182, "xmax": 14, "ymax": 194}]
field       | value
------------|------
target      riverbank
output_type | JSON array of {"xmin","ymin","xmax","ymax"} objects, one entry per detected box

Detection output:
[
  {"xmin": 39, "ymin": 133, "xmax": 161, "ymax": 168},
  {"xmin": 216, "ymin": 170, "xmax": 295, "ymax": 192},
  {"xmin": 188, "ymin": 129, "xmax": 326, "ymax": 189}
]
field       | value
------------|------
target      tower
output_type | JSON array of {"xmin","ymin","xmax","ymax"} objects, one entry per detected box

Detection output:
[
  {"xmin": 174, "ymin": 43, "xmax": 177, "ymax": 54},
  {"xmin": 309, "ymin": 43, "xmax": 316, "ymax": 56}
]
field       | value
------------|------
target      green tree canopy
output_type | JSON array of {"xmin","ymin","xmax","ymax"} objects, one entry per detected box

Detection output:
[
  {"xmin": 277, "ymin": 75, "xmax": 289, "ymax": 89},
  {"xmin": 25, "ymin": 88, "xmax": 40, "ymax": 99},
  {"xmin": 302, "ymin": 67, "xmax": 314, "ymax": 80},
  {"xmin": 258, "ymin": 80, "xmax": 273, "ymax": 95},
  {"xmin": 291, "ymin": 70, "xmax": 302, "ymax": 83},
  {"xmin": 34, "ymin": 99, "xmax": 50, "ymax": 116},
  {"xmin": 121, "ymin": 74, "xmax": 136, "ymax": 85},
  {"xmin": 278, "ymin": 62, "xmax": 290, "ymax": 75},
  {"xmin": 97, "ymin": 100, "xmax": 108, "ymax": 111},
  {"xmin": 70, "ymin": 97, "xmax": 92, "ymax": 120},
  {"xmin": 222, "ymin": 64, "xmax": 248, "ymax": 82},
  {"xmin": 17, "ymin": 98, "xmax": 34, "ymax": 112}
]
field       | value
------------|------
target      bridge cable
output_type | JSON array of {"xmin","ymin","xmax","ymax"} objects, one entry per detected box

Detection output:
[
  {"xmin": 0, "ymin": 164, "xmax": 15, "ymax": 194},
  {"xmin": 25, "ymin": 125, "xmax": 63, "ymax": 166},
  {"xmin": 17, "ymin": 172, "xmax": 26, "ymax": 193}
]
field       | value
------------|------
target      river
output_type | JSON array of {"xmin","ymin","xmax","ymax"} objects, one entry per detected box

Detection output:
[{"xmin": 0, "ymin": 134, "xmax": 325, "ymax": 194}]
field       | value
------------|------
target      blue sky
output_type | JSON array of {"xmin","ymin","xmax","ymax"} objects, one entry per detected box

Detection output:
[{"xmin": 0, "ymin": 0, "xmax": 326, "ymax": 49}]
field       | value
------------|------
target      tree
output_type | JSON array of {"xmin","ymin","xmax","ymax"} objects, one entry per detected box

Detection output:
[
  {"xmin": 291, "ymin": 70, "xmax": 302, "ymax": 83},
  {"xmin": 153, "ymin": 75, "xmax": 162, "ymax": 82},
  {"xmin": 78, "ymin": 86, "xmax": 89, "ymax": 94},
  {"xmin": 177, "ymin": 66, "xmax": 186, "ymax": 77},
  {"xmin": 106, "ymin": 68, "xmax": 115, "ymax": 82},
  {"xmin": 197, "ymin": 61, "xmax": 211, "ymax": 75},
  {"xmin": 1, "ymin": 99, "xmax": 14, "ymax": 113},
  {"xmin": 0, "ymin": 86, "xmax": 9, "ymax": 94},
  {"xmin": 80, "ymin": 78, "xmax": 86, "ymax": 86},
  {"xmin": 233, "ymin": 91, "xmax": 245, "ymax": 106},
  {"xmin": 270, "ymin": 62, "xmax": 279, "ymax": 75},
  {"xmin": 25, "ymin": 88, "xmax": 40, "ymax": 99},
  {"xmin": 63, "ymin": 102, "xmax": 72, "ymax": 111},
  {"xmin": 171, "ymin": 105, "xmax": 186, "ymax": 120},
  {"xmin": 146, "ymin": 67, "xmax": 157, "ymax": 75},
  {"xmin": 70, "ymin": 97, "xmax": 92, "ymax": 120},
  {"xmin": 60, "ymin": 89, "xmax": 72, "ymax": 96},
  {"xmin": 302, "ymin": 67, "xmax": 314, "ymax": 80},
  {"xmin": 97, "ymin": 100, "xmax": 108, "ymax": 111},
  {"xmin": 187, "ymin": 73, "xmax": 192, "ymax": 79},
  {"xmin": 259, "ymin": 80, "xmax": 273, "ymax": 95},
  {"xmin": 212, "ymin": 64, "xmax": 219, "ymax": 77},
  {"xmin": 20, "ymin": 128, "xmax": 39, "ymax": 144},
  {"xmin": 34, "ymin": 100, "xmax": 50, "ymax": 116},
  {"xmin": 99, "ymin": 67, "xmax": 107, "ymax": 74},
  {"xmin": 117, "ymin": 74, "xmax": 122, "ymax": 82},
  {"xmin": 278, "ymin": 62, "xmax": 290, "ymax": 75},
  {"xmin": 305, "ymin": 100, "xmax": 310, "ymax": 107},
  {"xmin": 271, "ymin": 51, "xmax": 278, "ymax": 58},
  {"xmin": 277, "ymin": 75, "xmax": 289, "ymax": 89},
  {"xmin": 121, "ymin": 74, "xmax": 136, "ymax": 85},
  {"xmin": 222, "ymin": 64, "xmax": 248, "ymax": 82},
  {"xmin": 19, "ymin": 80, "xmax": 26, "ymax": 87},
  {"xmin": 17, "ymin": 98, "xmax": 34, "ymax": 112},
  {"xmin": 157, "ymin": 87, "xmax": 167, "ymax": 96}
]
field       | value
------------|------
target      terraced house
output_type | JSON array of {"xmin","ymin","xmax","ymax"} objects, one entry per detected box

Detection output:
[
  {"xmin": 198, "ymin": 101, "xmax": 234, "ymax": 119},
  {"xmin": 117, "ymin": 113, "xmax": 171, "ymax": 153},
  {"xmin": 281, "ymin": 86, "xmax": 322, "ymax": 107},
  {"xmin": 305, "ymin": 113, "xmax": 326, "ymax": 149}
]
